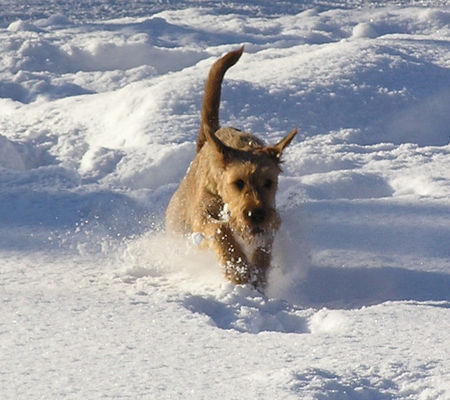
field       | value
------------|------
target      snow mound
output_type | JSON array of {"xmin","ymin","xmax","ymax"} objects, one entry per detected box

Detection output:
[
  {"xmin": 7, "ymin": 19, "xmax": 41, "ymax": 32},
  {"xmin": 351, "ymin": 22, "xmax": 378, "ymax": 39},
  {"xmin": 309, "ymin": 308, "xmax": 349, "ymax": 334}
]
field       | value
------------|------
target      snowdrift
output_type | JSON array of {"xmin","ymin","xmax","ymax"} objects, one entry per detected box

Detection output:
[{"xmin": 1, "ymin": 1, "xmax": 449, "ymax": 399}]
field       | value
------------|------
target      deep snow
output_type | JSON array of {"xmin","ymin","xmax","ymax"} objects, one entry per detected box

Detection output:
[{"xmin": 1, "ymin": 1, "xmax": 449, "ymax": 399}]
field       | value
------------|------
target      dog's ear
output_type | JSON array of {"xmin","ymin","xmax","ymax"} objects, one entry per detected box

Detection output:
[
  {"xmin": 203, "ymin": 124, "xmax": 236, "ymax": 163},
  {"xmin": 264, "ymin": 128, "xmax": 298, "ymax": 161}
]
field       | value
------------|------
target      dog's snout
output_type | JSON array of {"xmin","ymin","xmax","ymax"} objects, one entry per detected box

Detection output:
[{"xmin": 247, "ymin": 208, "xmax": 266, "ymax": 225}]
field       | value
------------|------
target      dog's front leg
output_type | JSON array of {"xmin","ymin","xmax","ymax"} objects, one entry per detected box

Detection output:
[
  {"xmin": 199, "ymin": 222, "xmax": 251, "ymax": 284},
  {"xmin": 250, "ymin": 244, "xmax": 272, "ymax": 288},
  {"xmin": 215, "ymin": 225, "xmax": 252, "ymax": 284}
]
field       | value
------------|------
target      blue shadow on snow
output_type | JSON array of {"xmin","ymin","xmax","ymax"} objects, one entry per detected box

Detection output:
[{"xmin": 297, "ymin": 266, "xmax": 450, "ymax": 309}]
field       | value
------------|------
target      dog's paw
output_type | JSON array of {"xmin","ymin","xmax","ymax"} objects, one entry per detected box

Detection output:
[
  {"xmin": 224, "ymin": 260, "xmax": 250, "ymax": 284},
  {"xmin": 249, "ymin": 267, "xmax": 267, "ymax": 292}
]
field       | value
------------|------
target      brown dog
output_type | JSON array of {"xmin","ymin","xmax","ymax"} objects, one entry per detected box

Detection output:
[{"xmin": 166, "ymin": 47, "xmax": 297, "ymax": 288}]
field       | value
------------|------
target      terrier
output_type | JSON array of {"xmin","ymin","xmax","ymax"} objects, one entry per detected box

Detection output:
[{"xmin": 166, "ymin": 47, "xmax": 297, "ymax": 288}]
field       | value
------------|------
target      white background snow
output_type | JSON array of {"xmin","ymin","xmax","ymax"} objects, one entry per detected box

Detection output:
[{"xmin": 1, "ymin": 0, "xmax": 449, "ymax": 398}]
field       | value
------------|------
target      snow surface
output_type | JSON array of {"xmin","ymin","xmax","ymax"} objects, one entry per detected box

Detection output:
[{"xmin": 1, "ymin": 1, "xmax": 449, "ymax": 399}]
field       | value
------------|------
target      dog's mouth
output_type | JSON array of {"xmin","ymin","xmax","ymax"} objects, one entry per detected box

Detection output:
[{"xmin": 250, "ymin": 227, "xmax": 265, "ymax": 235}]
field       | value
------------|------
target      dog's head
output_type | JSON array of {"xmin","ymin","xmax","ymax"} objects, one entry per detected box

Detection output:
[{"xmin": 205, "ymin": 125, "xmax": 297, "ymax": 242}]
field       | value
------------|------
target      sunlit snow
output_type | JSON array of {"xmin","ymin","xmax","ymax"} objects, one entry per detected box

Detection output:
[{"xmin": 1, "ymin": 1, "xmax": 449, "ymax": 399}]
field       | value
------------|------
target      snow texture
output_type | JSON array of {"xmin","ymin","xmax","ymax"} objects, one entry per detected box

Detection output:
[{"xmin": 1, "ymin": 1, "xmax": 449, "ymax": 399}]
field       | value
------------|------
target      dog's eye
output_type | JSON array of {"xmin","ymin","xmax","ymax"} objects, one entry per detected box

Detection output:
[
  {"xmin": 234, "ymin": 179, "xmax": 245, "ymax": 191},
  {"xmin": 263, "ymin": 179, "xmax": 273, "ymax": 189}
]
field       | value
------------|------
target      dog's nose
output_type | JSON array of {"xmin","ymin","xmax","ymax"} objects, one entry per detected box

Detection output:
[{"xmin": 247, "ymin": 208, "xmax": 266, "ymax": 225}]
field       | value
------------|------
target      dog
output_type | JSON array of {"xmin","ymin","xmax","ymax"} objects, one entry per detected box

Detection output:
[{"xmin": 166, "ymin": 47, "xmax": 297, "ymax": 288}]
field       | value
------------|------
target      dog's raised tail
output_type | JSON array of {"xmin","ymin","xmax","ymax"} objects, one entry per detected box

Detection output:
[{"xmin": 197, "ymin": 46, "xmax": 244, "ymax": 152}]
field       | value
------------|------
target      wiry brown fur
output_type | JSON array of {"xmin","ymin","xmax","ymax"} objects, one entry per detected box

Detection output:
[{"xmin": 166, "ymin": 47, "xmax": 297, "ymax": 288}]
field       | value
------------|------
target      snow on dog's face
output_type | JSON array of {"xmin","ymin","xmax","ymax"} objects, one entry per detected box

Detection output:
[
  {"xmin": 219, "ymin": 157, "xmax": 281, "ymax": 243},
  {"xmin": 205, "ymin": 125, "xmax": 297, "ymax": 244}
]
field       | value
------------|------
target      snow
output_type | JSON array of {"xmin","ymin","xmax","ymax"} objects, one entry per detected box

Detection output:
[{"xmin": 1, "ymin": 1, "xmax": 449, "ymax": 399}]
